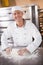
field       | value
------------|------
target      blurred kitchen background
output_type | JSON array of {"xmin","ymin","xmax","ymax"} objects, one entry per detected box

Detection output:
[{"xmin": 0, "ymin": 0, "xmax": 43, "ymax": 47}]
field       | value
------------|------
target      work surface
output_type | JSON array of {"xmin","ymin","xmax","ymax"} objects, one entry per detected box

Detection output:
[{"xmin": 0, "ymin": 47, "xmax": 43, "ymax": 65}]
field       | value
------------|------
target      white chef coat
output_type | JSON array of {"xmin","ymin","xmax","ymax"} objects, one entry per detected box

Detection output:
[{"xmin": 1, "ymin": 20, "xmax": 42, "ymax": 53}]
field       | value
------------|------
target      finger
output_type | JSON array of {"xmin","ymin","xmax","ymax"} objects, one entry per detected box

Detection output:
[{"xmin": 6, "ymin": 48, "xmax": 11, "ymax": 55}]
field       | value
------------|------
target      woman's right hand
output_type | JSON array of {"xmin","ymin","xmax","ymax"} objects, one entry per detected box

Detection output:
[{"xmin": 5, "ymin": 47, "xmax": 12, "ymax": 55}]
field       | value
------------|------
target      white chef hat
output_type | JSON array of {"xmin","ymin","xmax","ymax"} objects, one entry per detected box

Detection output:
[{"xmin": 12, "ymin": 6, "xmax": 23, "ymax": 13}]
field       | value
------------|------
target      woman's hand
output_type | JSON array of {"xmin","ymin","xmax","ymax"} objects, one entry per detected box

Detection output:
[
  {"xmin": 17, "ymin": 48, "xmax": 29, "ymax": 56},
  {"xmin": 5, "ymin": 47, "xmax": 12, "ymax": 55}
]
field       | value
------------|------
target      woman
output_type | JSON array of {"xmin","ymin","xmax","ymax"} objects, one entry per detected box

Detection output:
[{"xmin": 1, "ymin": 6, "xmax": 42, "ymax": 56}]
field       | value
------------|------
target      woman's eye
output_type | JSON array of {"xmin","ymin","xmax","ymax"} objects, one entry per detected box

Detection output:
[
  {"xmin": 14, "ymin": 13, "xmax": 16, "ymax": 15},
  {"xmin": 17, "ymin": 12, "xmax": 20, "ymax": 14},
  {"xmin": 13, "ymin": 12, "xmax": 21, "ymax": 15}
]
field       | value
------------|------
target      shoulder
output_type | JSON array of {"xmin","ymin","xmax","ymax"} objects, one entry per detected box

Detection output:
[
  {"xmin": 25, "ymin": 20, "xmax": 35, "ymax": 27},
  {"xmin": 25, "ymin": 20, "xmax": 38, "ymax": 29},
  {"xmin": 7, "ymin": 21, "xmax": 16, "ymax": 28}
]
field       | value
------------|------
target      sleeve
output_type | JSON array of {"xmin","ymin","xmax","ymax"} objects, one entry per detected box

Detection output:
[
  {"xmin": 1, "ymin": 25, "xmax": 12, "ymax": 50},
  {"xmin": 26, "ymin": 23, "xmax": 42, "ymax": 53}
]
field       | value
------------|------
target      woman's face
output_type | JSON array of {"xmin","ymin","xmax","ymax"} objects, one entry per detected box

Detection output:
[{"xmin": 13, "ymin": 10, "xmax": 23, "ymax": 21}]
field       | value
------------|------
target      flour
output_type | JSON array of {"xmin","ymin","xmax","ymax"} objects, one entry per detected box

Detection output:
[{"xmin": 1, "ymin": 48, "xmax": 39, "ymax": 61}]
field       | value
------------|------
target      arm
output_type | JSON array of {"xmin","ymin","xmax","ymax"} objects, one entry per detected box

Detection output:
[
  {"xmin": 26, "ymin": 23, "xmax": 42, "ymax": 53},
  {"xmin": 1, "ymin": 25, "xmax": 12, "ymax": 51}
]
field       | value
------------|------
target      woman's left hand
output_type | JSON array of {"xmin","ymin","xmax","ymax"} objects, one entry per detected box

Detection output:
[{"xmin": 17, "ymin": 48, "xmax": 29, "ymax": 56}]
